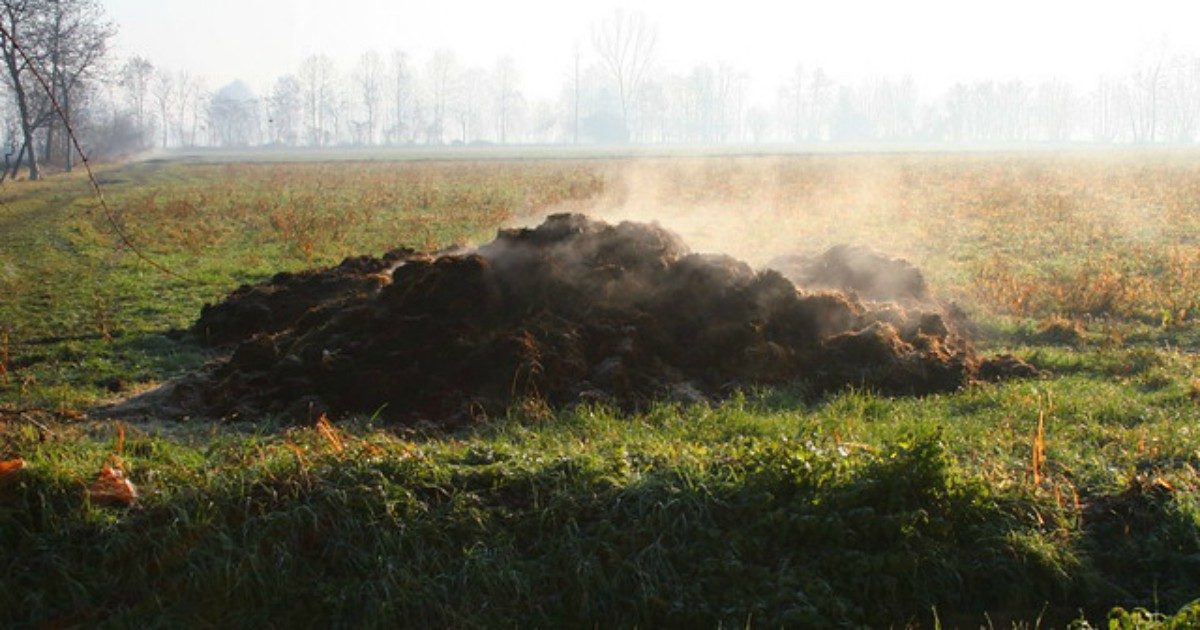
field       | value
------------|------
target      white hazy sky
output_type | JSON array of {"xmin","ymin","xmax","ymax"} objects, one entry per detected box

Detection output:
[{"xmin": 102, "ymin": 0, "xmax": 1200, "ymax": 103}]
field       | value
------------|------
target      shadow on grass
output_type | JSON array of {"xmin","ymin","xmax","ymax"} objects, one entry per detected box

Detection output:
[
  {"xmin": 3, "ymin": 433, "xmax": 1195, "ymax": 627},
  {"xmin": 4, "ymin": 331, "xmax": 209, "ymax": 409}
]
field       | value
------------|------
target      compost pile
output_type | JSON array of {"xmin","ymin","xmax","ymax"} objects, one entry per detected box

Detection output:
[
  {"xmin": 767, "ymin": 245, "xmax": 931, "ymax": 302},
  {"xmin": 183, "ymin": 213, "xmax": 1034, "ymax": 423}
]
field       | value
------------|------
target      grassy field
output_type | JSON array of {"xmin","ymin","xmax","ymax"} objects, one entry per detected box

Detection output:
[{"xmin": 1, "ymin": 152, "xmax": 1199, "ymax": 627}]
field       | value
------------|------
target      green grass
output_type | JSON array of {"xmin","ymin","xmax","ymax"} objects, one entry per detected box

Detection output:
[
  {"xmin": 4, "ymin": 392, "xmax": 1198, "ymax": 626},
  {"xmin": 2, "ymin": 154, "xmax": 1199, "ymax": 627}
]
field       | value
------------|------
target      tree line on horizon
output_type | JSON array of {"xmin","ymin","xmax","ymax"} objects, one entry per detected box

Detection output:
[{"xmin": 3, "ymin": 4, "xmax": 1199, "ymax": 181}]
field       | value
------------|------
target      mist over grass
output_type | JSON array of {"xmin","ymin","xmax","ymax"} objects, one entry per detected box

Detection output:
[{"xmin": 1, "ymin": 152, "xmax": 1199, "ymax": 626}]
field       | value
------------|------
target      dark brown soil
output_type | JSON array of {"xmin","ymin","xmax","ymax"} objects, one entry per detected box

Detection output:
[
  {"xmin": 183, "ymin": 214, "xmax": 1035, "ymax": 424},
  {"xmin": 194, "ymin": 248, "xmax": 415, "ymax": 345}
]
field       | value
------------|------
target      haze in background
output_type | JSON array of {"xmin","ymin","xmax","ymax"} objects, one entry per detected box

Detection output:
[{"xmin": 104, "ymin": 0, "xmax": 1200, "ymax": 103}]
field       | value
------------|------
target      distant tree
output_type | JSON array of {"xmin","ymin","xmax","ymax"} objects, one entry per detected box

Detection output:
[
  {"xmin": 354, "ymin": 50, "xmax": 383, "ymax": 145},
  {"xmin": 426, "ymin": 49, "xmax": 458, "ymax": 144},
  {"xmin": 268, "ymin": 74, "xmax": 302, "ymax": 145},
  {"xmin": 208, "ymin": 80, "xmax": 258, "ymax": 147},
  {"xmin": 1162, "ymin": 56, "xmax": 1200, "ymax": 143},
  {"xmin": 829, "ymin": 86, "xmax": 872, "ymax": 142},
  {"xmin": 0, "ymin": 0, "xmax": 112, "ymax": 179},
  {"xmin": 997, "ymin": 80, "xmax": 1030, "ymax": 142},
  {"xmin": 171, "ymin": 70, "xmax": 195, "ymax": 146},
  {"xmin": 120, "ymin": 56, "xmax": 154, "ymax": 144},
  {"xmin": 1035, "ymin": 80, "xmax": 1074, "ymax": 142},
  {"xmin": 1089, "ymin": 78, "xmax": 1120, "ymax": 142},
  {"xmin": 387, "ymin": 50, "xmax": 413, "ymax": 144},
  {"xmin": 805, "ymin": 68, "xmax": 833, "ymax": 141},
  {"xmin": 453, "ymin": 66, "xmax": 488, "ymax": 143},
  {"xmin": 298, "ymin": 54, "xmax": 335, "ymax": 146},
  {"xmin": 328, "ymin": 90, "xmax": 349, "ymax": 146},
  {"xmin": 941, "ymin": 83, "xmax": 971, "ymax": 142},
  {"xmin": 41, "ymin": 0, "xmax": 114, "ymax": 170},
  {"xmin": 1128, "ymin": 43, "xmax": 1168, "ymax": 143},
  {"xmin": 591, "ymin": 9, "xmax": 657, "ymax": 134},
  {"xmin": 864, "ymin": 76, "xmax": 915, "ymax": 141},
  {"xmin": 150, "ymin": 69, "xmax": 173, "ymax": 148},
  {"xmin": 781, "ymin": 64, "xmax": 805, "ymax": 142},
  {"xmin": 636, "ymin": 76, "xmax": 666, "ymax": 142},
  {"xmin": 714, "ymin": 64, "xmax": 746, "ymax": 142},
  {"xmin": 746, "ymin": 105, "xmax": 769, "ymax": 142},
  {"xmin": 493, "ymin": 56, "xmax": 520, "ymax": 143},
  {"xmin": 182, "ymin": 74, "xmax": 206, "ymax": 147},
  {"xmin": 528, "ymin": 98, "xmax": 559, "ymax": 143},
  {"xmin": 683, "ymin": 64, "xmax": 715, "ymax": 142},
  {"xmin": 675, "ymin": 63, "xmax": 746, "ymax": 142}
]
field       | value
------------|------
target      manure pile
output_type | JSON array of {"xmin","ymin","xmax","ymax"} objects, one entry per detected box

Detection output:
[{"xmin": 183, "ymin": 214, "xmax": 1034, "ymax": 423}]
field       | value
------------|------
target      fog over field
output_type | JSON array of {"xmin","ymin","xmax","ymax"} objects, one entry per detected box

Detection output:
[
  {"xmin": 4, "ymin": 0, "xmax": 1200, "ymax": 178},
  {"xmin": 5, "ymin": 2, "xmax": 1200, "ymax": 627}
]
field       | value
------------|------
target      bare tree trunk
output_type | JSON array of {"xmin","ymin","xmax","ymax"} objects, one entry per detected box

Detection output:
[
  {"xmin": 43, "ymin": 121, "xmax": 54, "ymax": 167},
  {"xmin": 10, "ymin": 138, "xmax": 26, "ymax": 179},
  {"xmin": 22, "ymin": 129, "xmax": 36, "ymax": 179},
  {"xmin": 45, "ymin": 44, "xmax": 60, "ymax": 168},
  {"xmin": 1, "ymin": 141, "xmax": 14, "ymax": 182},
  {"xmin": 2, "ymin": 24, "xmax": 39, "ymax": 181},
  {"xmin": 63, "ymin": 89, "xmax": 72, "ymax": 172},
  {"xmin": 13, "ymin": 86, "xmax": 38, "ymax": 180}
]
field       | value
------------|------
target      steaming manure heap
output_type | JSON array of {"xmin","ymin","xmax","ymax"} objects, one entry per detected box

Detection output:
[{"xmin": 184, "ymin": 213, "xmax": 1035, "ymax": 423}]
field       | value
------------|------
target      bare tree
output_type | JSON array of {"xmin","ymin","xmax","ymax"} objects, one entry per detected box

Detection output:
[
  {"xmin": 997, "ymin": 80, "xmax": 1030, "ymax": 142},
  {"xmin": 1090, "ymin": 78, "xmax": 1120, "ymax": 142},
  {"xmin": 454, "ymin": 66, "xmax": 488, "ymax": 143},
  {"xmin": 806, "ymin": 67, "xmax": 833, "ymax": 141},
  {"xmin": 683, "ymin": 64, "xmax": 715, "ymax": 142},
  {"xmin": 208, "ymin": 80, "xmax": 258, "ymax": 147},
  {"xmin": 354, "ymin": 50, "xmax": 383, "ymax": 145},
  {"xmin": 387, "ymin": 50, "xmax": 412, "ymax": 144},
  {"xmin": 173, "ymin": 71, "xmax": 205, "ymax": 147},
  {"xmin": 858, "ymin": 76, "xmax": 916, "ymax": 141},
  {"xmin": 298, "ymin": 54, "xmax": 334, "ymax": 146},
  {"xmin": 190, "ymin": 79, "xmax": 208, "ymax": 147},
  {"xmin": 591, "ymin": 9, "xmax": 657, "ymax": 133},
  {"xmin": 1162, "ymin": 56, "xmax": 1200, "ymax": 143},
  {"xmin": 150, "ymin": 69, "xmax": 173, "ymax": 148},
  {"xmin": 713, "ymin": 63, "xmax": 745, "ymax": 142},
  {"xmin": 426, "ymin": 49, "xmax": 458, "ymax": 144},
  {"xmin": 40, "ymin": 0, "xmax": 111, "ymax": 169},
  {"xmin": 120, "ymin": 55, "xmax": 153, "ymax": 144},
  {"xmin": 1035, "ymin": 80, "xmax": 1074, "ymax": 142},
  {"xmin": 678, "ymin": 63, "xmax": 743, "ymax": 142},
  {"xmin": 0, "ymin": 0, "xmax": 112, "ymax": 178},
  {"xmin": 0, "ymin": 0, "xmax": 48, "ymax": 179},
  {"xmin": 528, "ymin": 98, "xmax": 559, "ymax": 143},
  {"xmin": 327, "ymin": 90, "xmax": 349, "ymax": 146},
  {"xmin": 781, "ymin": 64, "xmax": 804, "ymax": 142},
  {"xmin": 1128, "ymin": 43, "xmax": 1168, "ymax": 143},
  {"xmin": 493, "ymin": 56, "xmax": 519, "ymax": 143},
  {"xmin": 268, "ymin": 74, "xmax": 302, "ymax": 146}
]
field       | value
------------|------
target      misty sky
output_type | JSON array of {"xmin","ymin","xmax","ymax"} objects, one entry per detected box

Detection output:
[{"xmin": 104, "ymin": 0, "xmax": 1200, "ymax": 102}]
